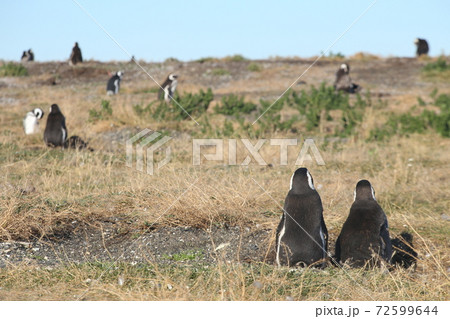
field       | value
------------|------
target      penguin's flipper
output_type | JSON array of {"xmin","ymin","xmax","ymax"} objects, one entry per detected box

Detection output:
[{"xmin": 379, "ymin": 217, "xmax": 392, "ymax": 262}]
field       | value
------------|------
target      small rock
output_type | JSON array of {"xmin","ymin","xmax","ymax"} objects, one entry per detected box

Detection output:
[
  {"xmin": 252, "ymin": 281, "xmax": 263, "ymax": 289},
  {"xmin": 167, "ymin": 284, "xmax": 173, "ymax": 290},
  {"xmin": 118, "ymin": 275, "xmax": 125, "ymax": 286},
  {"xmin": 215, "ymin": 243, "xmax": 230, "ymax": 251},
  {"xmin": 285, "ymin": 296, "xmax": 294, "ymax": 301},
  {"xmin": 441, "ymin": 214, "xmax": 450, "ymax": 221}
]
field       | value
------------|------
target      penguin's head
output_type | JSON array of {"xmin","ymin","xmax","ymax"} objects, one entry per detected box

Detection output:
[
  {"xmin": 169, "ymin": 73, "xmax": 178, "ymax": 81},
  {"xmin": 33, "ymin": 108, "xmax": 44, "ymax": 119},
  {"xmin": 340, "ymin": 63, "xmax": 349, "ymax": 73},
  {"xmin": 117, "ymin": 71, "xmax": 123, "ymax": 78},
  {"xmin": 414, "ymin": 38, "xmax": 419, "ymax": 45},
  {"xmin": 354, "ymin": 180, "xmax": 376, "ymax": 201},
  {"xmin": 289, "ymin": 167, "xmax": 315, "ymax": 193},
  {"xmin": 49, "ymin": 104, "xmax": 61, "ymax": 114}
]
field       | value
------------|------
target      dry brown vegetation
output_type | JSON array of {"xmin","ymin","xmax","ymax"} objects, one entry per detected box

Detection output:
[{"xmin": 0, "ymin": 56, "xmax": 449, "ymax": 300}]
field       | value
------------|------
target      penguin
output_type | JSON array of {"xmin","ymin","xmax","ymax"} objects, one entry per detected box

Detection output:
[
  {"xmin": 27, "ymin": 49, "xmax": 34, "ymax": 61},
  {"xmin": 23, "ymin": 108, "xmax": 44, "ymax": 135},
  {"xmin": 69, "ymin": 42, "xmax": 83, "ymax": 65},
  {"xmin": 391, "ymin": 232, "xmax": 418, "ymax": 269},
  {"xmin": 414, "ymin": 38, "xmax": 429, "ymax": 57},
  {"xmin": 158, "ymin": 73, "xmax": 178, "ymax": 103},
  {"xmin": 333, "ymin": 63, "xmax": 360, "ymax": 93},
  {"xmin": 21, "ymin": 51, "xmax": 28, "ymax": 62},
  {"xmin": 106, "ymin": 71, "xmax": 123, "ymax": 95},
  {"xmin": 275, "ymin": 167, "xmax": 328, "ymax": 267},
  {"xmin": 335, "ymin": 180, "xmax": 392, "ymax": 267},
  {"xmin": 44, "ymin": 104, "xmax": 67, "ymax": 147},
  {"xmin": 65, "ymin": 135, "xmax": 94, "ymax": 151}
]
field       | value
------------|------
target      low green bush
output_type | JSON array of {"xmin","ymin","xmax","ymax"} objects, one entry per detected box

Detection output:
[
  {"xmin": 214, "ymin": 94, "xmax": 257, "ymax": 116},
  {"xmin": 89, "ymin": 100, "xmax": 112, "ymax": 122},
  {"xmin": 0, "ymin": 62, "xmax": 28, "ymax": 76}
]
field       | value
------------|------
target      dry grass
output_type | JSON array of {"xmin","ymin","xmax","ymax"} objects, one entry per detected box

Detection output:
[{"xmin": 0, "ymin": 58, "xmax": 449, "ymax": 300}]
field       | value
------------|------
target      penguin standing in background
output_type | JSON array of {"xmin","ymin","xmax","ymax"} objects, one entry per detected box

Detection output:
[
  {"xmin": 21, "ymin": 51, "xmax": 28, "ymax": 62},
  {"xmin": 106, "ymin": 71, "xmax": 123, "ymax": 95},
  {"xmin": 69, "ymin": 42, "xmax": 83, "ymax": 65},
  {"xmin": 44, "ymin": 104, "xmax": 67, "ymax": 147},
  {"xmin": 414, "ymin": 38, "xmax": 429, "ymax": 57},
  {"xmin": 27, "ymin": 49, "xmax": 34, "ymax": 61},
  {"xmin": 335, "ymin": 180, "xmax": 392, "ymax": 267},
  {"xmin": 21, "ymin": 49, "xmax": 34, "ymax": 62},
  {"xmin": 158, "ymin": 73, "xmax": 178, "ymax": 103},
  {"xmin": 275, "ymin": 168, "xmax": 328, "ymax": 267},
  {"xmin": 334, "ymin": 63, "xmax": 360, "ymax": 93},
  {"xmin": 391, "ymin": 232, "xmax": 418, "ymax": 269},
  {"xmin": 23, "ymin": 108, "xmax": 44, "ymax": 135}
]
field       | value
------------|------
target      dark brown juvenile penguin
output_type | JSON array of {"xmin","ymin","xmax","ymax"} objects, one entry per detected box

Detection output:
[
  {"xmin": 414, "ymin": 38, "xmax": 429, "ymax": 57},
  {"xmin": 391, "ymin": 232, "xmax": 418, "ymax": 269},
  {"xmin": 275, "ymin": 167, "xmax": 328, "ymax": 267},
  {"xmin": 69, "ymin": 42, "xmax": 83, "ymax": 65}
]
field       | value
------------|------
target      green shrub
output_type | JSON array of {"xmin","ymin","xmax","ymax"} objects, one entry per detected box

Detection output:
[
  {"xmin": 144, "ymin": 89, "xmax": 214, "ymax": 121},
  {"xmin": 171, "ymin": 88, "xmax": 213, "ymax": 120},
  {"xmin": 291, "ymin": 83, "xmax": 369, "ymax": 136},
  {"xmin": 252, "ymin": 94, "xmax": 297, "ymax": 137},
  {"xmin": 422, "ymin": 57, "xmax": 450, "ymax": 81},
  {"xmin": 369, "ymin": 92, "xmax": 450, "ymax": 140},
  {"xmin": 89, "ymin": 99, "xmax": 112, "ymax": 122},
  {"xmin": 422, "ymin": 57, "xmax": 450, "ymax": 72},
  {"xmin": 214, "ymin": 94, "xmax": 257, "ymax": 116},
  {"xmin": 0, "ymin": 62, "xmax": 28, "ymax": 76},
  {"xmin": 247, "ymin": 62, "xmax": 262, "ymax": 72},
  {"xmin": 210, "ymin": 68, "xmax": 230, "ymax": 76},
  {"xmin": 325, "ymin": 51, "xmax": 345, "ymax": 59},
  {"xmin": 224, "ymin": 54, "xmax": 247, "ymax": 62}
]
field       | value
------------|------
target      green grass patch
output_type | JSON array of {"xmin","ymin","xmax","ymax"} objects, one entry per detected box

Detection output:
[
  {"xmin": 422, "ymin": 57, "xmax": 450, "ymax": 81},
  {"xmin": 89, "ymin": 100, "xmax": 113, "ymax": 123},
  {"xmin": 214, "ymin": 94, "xmax": 257, "ymax": 116},
  {"xmin": 247, "ymin": 62, "xmax": 262, "ymax": 72},
  {"xmin": 0, "ymin": 62, "xmax": 28, "ymax": 77},
  {"xmin": 210, "ymin": 68, "xmax": 230, "ymax": 76},
  {"xmin": 369, "ymin": 92, "xmax": 450, "ymax": 140}
]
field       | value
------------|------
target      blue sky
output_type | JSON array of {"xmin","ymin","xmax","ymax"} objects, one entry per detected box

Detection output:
[{"xmin": 1, "ymin": 0, "xmax": 449, "ymax": 62}]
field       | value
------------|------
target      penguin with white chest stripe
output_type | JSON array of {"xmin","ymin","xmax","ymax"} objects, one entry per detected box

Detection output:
[
  {"xmin": 275, "ymin": 168, "xmax": 328, "ymax": 267},
  {"xmin": 334, "ymin": 180, "xmax": 392, "ymax": 267},
  {"xmin": 23, "ymin": 108, "xmax": 44, "ymax": 135},
  {"xmin": 158, "ymin": 73, "xmax": 178, "ymax": 103},
  {"xmin": 106, "ymin": 71, "xmax": 123, "ymax": 95},
  {"xmin": 44, "ymin": 104, "xmax": 67, "ymax": 148}
]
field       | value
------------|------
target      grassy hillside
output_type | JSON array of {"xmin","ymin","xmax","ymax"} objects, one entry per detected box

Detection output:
[{"xmin": 0, "ymin": 56, "xmax": 448, "ymax": 300}]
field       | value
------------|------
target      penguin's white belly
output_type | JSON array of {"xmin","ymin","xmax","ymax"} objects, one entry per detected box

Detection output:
[{"xmin": 23, "ymin": 115, "xmax": 39, "ymax": 135}]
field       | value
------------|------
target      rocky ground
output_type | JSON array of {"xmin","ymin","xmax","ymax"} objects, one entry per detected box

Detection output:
[{"xmin": 0, "ymin": 224, "xmax": 272, "ymax": 268}]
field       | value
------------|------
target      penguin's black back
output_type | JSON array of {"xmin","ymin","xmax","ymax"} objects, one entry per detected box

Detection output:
[
  {"xmin": 335, "ymin": 180, "xmax": 392, "ymax": 267},
  {"xmin": 416, "ymin": 39, "xmax": 429, "ymax": 56},
  {"xmin": 44, "ymin": 104, "xmax": 67, "ymax": 147},
  {"xmin": 276, "ymin": 168, "xmax": 328, "ymax": 267}
]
